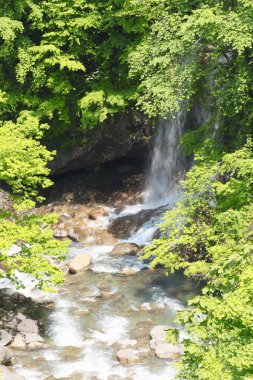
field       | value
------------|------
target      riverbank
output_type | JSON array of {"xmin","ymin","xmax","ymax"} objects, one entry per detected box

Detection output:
[{"xmin": 0, "ymin": 162, "xmax": 196, "ymax": 380}]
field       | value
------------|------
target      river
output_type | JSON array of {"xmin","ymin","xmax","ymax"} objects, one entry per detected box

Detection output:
[{"xmin": 9, "ymin": 115, "xmax": 197, "ymax": 379}]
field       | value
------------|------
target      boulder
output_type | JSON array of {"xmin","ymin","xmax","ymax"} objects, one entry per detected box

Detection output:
[
  {"xmin": 89, "ymin": 207, "xmax": 108, "ymax": 220},
  {"xmin": 155, "ymin": 342, "xmax": 181, "ymax": 360},
  {"xmin": 49, "ymin": 112, "xmax": 151, "ymax": 175},
  {"xmin": 108, "ymin": 209, "xmax": 157, "ymax": 239},
  {"xmin": 11, "ymin": 334, "xmax": 26, "ymax": 349},
  {"xmin": 0, "ymin": 365, "xmax": 27, "ymax": 380},
  {"xmin": 17, "ymin": 319, "xmax": 39, "ymax": 334},
  {"xmin": 109, "ymin": 243, "xmax": 141, "ymax": 257},
  {"xmin": 149, "ymin": 339, "xmax": 158, "ymax": 350},
  {"xmin": 68, "ymin": 228, "xmax": 79, "ymax": 242},
  {"xmin": 0, "ymin": 329, "xmax": 12, "ymax": 346},
  {"xmin": 116, "ymin": 348, "xmax": 139, "ymax": 364},
  {"xmin": 96, "ymin": 230, "xmax": 118, "ymax": 246},
  {"xmin": 0, "ymin": 345, "xmax": 13, "ymax": 364},
  {"xmin": 69, "ymin": 253, "xmax": 92, "ymax": 274},
  {"xmin": 69, "ymin": 228, "xmax": 96, "ymax": 243},
  {"xmin": 25, "ymin": 332, "xmax": 44, "ymax": 347},
  {"xmin": 150, "ymin": 325, "xmax": 170, "ymax": 342},
  {"xmin": 53, "ymin": 205, "xmax": 75, "ymax": 219},
  {"xmin": 16, "ymin": 313, "xmax": 26, "ymax": 322},
  {"xmin": 74, "ymin": 205, "xmax": 90, "ymax": 220}
]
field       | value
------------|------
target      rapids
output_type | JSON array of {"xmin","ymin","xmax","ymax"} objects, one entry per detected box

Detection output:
[
  {"xmin": 7, "ymin": 113, "xmax": 198, "ymax": 379},
  {"xmin": 11, "ymin": 205, "xmax": 196, "ymax": 380}
]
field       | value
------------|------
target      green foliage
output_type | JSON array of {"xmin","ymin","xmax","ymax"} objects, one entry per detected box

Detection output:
[
  {"xmin": 127, "ymin": 0, "xmax": 253, "ymax": 127},
  {"xmin": 0, "ymin": 112, "xmax": 68, "ymax": 290},
  {"xmin": 0, "ymin": 211, "xmax": 68, "ymax": 292},
  {"xmin": 144, "ymin": 140, "xmax": 253, "ymax": 379},
  {"xmin": 0, "ymin": 0, "xmax": 143, "ymax": 143},
  {"xmin": 0, "ymin": 112, "xmax": 54, "ymax": 208}
]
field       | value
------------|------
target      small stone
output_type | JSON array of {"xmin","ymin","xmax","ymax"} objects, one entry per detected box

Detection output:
[
  {"xmin": 74, "ymin": 205, "xmax": 90, "ymax": 219},
  {"xmin": 81, "ymin": 286, "xmax": 101, "ymax": 298},
  {"xmin": 155, "ymin": 342, "xmax": 181, "ymax": 360},
  {"xmin": 89, "ymin": 207, "xmax": 108, "ymax": 220},
  {"xmin": 120, "ymin": 267, "xmax": 138, "ymax": 275},
  {"xmin": 101, "ymin": 290, "xmax": 117, "ymax": 298},
  {"xmin": 69, "ymin": 253, "xmax": 92, "ymax": 274},
  {"xmin": 11, "ymin": 334, "xmax": 26, "ymax": 349},
  {"xmin": 117, "ymin": 348, "xmax": 139, "ymax": 364},
  {"xmin": 0, "ymin": 345, "xmax": 13, "ymax": 364},
  {"xmin": 0, "ymin": 329, "xmax": 12, "ymax": 346},
  {"xmin": 140, "ymin": 303, "xmax": 152, "ymax": 311}
]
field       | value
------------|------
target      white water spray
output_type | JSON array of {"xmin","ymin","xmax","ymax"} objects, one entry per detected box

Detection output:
[{"xmin": 144, "ymin": 112, "xmax": 186, "ymax": 207}]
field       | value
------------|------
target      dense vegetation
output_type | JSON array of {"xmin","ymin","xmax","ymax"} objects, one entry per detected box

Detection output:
[
  {"xmin": 139, "ymin": 1, "xmax": 253, "ymax": 379},
  {"xmin": 0, "ymin": 0, "xmax": 253, "ymax": 377}
]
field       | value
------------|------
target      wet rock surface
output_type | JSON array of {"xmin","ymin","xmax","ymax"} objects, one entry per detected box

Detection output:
[
  {"xmin": 108, "ymin": 208, "xmax": 161, "ymax": 239},
  {"xmin": 149, "ymin": 325, "xmax": 182, "ymax": 360},
  {"xmin": 3, "ymin": 167, "xmax": 197, "ymax": 379},
  {"xmin": 109, "ymin": 243, "xmax": 141, "ymax": 257},
  {"xmin": 155, "ymin": 342, "xmax": 181, "ymax": 360},
  {"xmin": 0, "ymin": 329, "xmax": 12, "ymax": 346},
  {"xmin": 0, "ymin": 345, "xmax": 13, "ymax": 364},
  {"xmin": 117, "ymin": 348, "xmax": 140, "ymax": 364},
  {"xmin": 43, "ymin": 159, "xmax": 144, "ymax": 208},
  {"xmin": 68, "ymin": 253, "xmax": 92, "ymax": 274}
]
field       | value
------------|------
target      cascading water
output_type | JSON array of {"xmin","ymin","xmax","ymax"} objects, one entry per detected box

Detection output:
[
  {"xmin": 144, "ymin": 112, "xmax": 187, "ymax": 207},
  {"xmin": 5, "ymin": 108, "xmax": 201, "ymax": 380}
]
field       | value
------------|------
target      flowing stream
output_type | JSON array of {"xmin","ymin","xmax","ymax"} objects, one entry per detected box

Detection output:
[{"xmin": 9, "ymin": 115, "xmax": 197, "ymax": 380}]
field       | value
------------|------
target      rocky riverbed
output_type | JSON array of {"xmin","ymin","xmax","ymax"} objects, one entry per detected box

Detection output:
[{"xmin": 0, "ymin": 165, "xmax": 197, "ymax": 380}]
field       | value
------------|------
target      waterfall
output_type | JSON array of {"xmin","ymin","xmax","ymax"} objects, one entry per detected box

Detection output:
[{"xmin": 144, "ymin": 111, "xmax": 187, "ymax": 207}]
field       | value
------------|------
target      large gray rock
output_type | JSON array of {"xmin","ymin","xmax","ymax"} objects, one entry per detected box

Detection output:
[
  {"xmin": 0, "ymin": 365, "xmax": 27, "ymax": 380},
  {"xmin": 0, "ymin": 345, "xmax": 13, "ymax": 364},
  {"xmin": 17, "ymin": 319, "xmax": 39, "ymax": 334},
  {"xmin": 108, "ymin": 208, "xmax": 160, "ymax": 239},
  {"xmin": 69, "ymin": 253, "xmax": 92, "ymax": 274},
  {"xmin": 109, "ymin": 243, "xmax": 141, "ymax": 257},
  {"xmin": 11, "ymin": 334, "xmax": 26, "ymax": 349},
  {"xmin": 150, "ymin": 325, "xmax": 170, "ymax": 342},
  {"xmin": 49, "ymin": 112, "xmax": 152, "ymax": 175},
  {"xmin": 0, "ymin": 329, "xmax": 12, "ymax": 346},
  {"xmin": 155, "ymin": 342, "xmax": 181, "ymax": 360},
  {"xmin": 25, "ymin": 333, "xmax": 44, "ymax": 346}
]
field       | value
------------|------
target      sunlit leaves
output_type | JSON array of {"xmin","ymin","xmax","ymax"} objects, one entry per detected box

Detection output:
[{"xmin": 145, "ymin": 141, "xmax": 253, "ymax": 379}]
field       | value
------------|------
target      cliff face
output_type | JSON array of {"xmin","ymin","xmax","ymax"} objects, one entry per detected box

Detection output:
[{"xmin": 50, "ymin": 112, "xmax": 153, "ymax": 175}]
